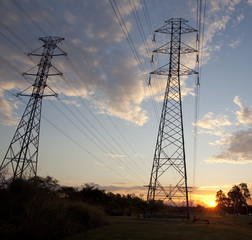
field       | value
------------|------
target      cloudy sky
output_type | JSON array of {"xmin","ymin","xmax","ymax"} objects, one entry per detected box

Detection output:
[{"xmin": 0, "ymin": 0, "xmax": 252, "ymax": 206}]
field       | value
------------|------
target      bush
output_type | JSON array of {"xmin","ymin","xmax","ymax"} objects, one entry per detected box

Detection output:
[{"xmin": 0, "ymin": 178, "xmax": 106, "ymax": 240}]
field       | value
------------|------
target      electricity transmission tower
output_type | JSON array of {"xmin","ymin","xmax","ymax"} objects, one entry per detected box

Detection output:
[
  {"xmin": 147, "ymin": 18, "xmax": 198, "ymax": 219},
  {"xmin": 0, "ymin": 36, "xmax": 66, "ymax": 186}
]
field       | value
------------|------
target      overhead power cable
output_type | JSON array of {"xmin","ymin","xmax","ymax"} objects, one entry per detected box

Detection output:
[
  {"xmin": 44, "ymin": 56, "xmax": 149, "ymax": 182},
  {"xmin": 42, "ymin": 115, "xmax": 134, "ymax": 184},
  {"xmin": 110, "ymin": 0, "xmax": 148, "ymax": 83},
  {"xmin": 49, "ymin": 97, "xmax": 146, "ymax": 182},
  {"xmin": 1, "ymin": 0, "xmax": 158, "ymax": 184},
  {"xmin": 105, "ymin": 114, "xmax": 149, "ymax": 170},
  {"xmin": 141, "ymin": 0, "xmax": 153, "ymax": 35},
  {"xmin": 61, "ymin": 42, "xmax": 150, "ymax": 177},
  {"xmin": 193, "ymin": 0, "xmax": 207, "ymax": 189},
  {"xmin": 129, "ymin": 0, "xmax": 152, "ymax": 59},
  {"xmin": 139, "ymin": 0, "xmax": 166, "ymax": 119},
  {"xmin": 13, "ymin": 0, "xmax": 47, "ymax": 36},
  {"xmin": 30, "ymin": 0, "xmax": 59, "ymax": 35},
  {"xmin": 110, "ymin": 0, "xmax": 161, "ymax": 122}
]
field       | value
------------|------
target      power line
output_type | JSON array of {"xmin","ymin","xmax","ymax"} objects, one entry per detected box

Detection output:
[
  {"xmin": 30, "ymin": 0, "xmax": 59, "ymax": 35},
  {"xmin": 13, "ymin": 0, "xmax": 47, "ymax": 36},
  {"xmin": 110, "ymin": 0, "xmax": 148, "ymax": 83},
  {"xmin": 139, "ymin": 0, "xmax": 165, "ymax": 119},
  {"xmin": 106, "ymin": 113, "xmax": 149, "ymax": 170},
  {"xmin": 193, "ymin": 0, "xmax": 207, "ymax": 189},
  {"xmin": 43, "ymin": 50, "xmax": 149, "ymax": 182},
  {"xmin": 129, "ymin": 0, "xmax": 152, "ymax": 59},
  {"xmin": 141, "ymin": 0, "xmax": 153, "ymax": 35},
  {"xmin": 0, "ymin": 30, "xmax": 27, "ymax": 55},
  {"xmin": 0, "ymin": 0, "xmax": 184, "ymax": 185},
  {"xmin": 42, "ymin": 115, "xmax": 134, "ymax": 184},
  {"xmin": 49, "ymin": 97, "xmax": 147, "ymax": 182},
  {"xmin": 131, "ymin": 0, "xmax": 164, "ymax": 108},
  {"xmin": 0, "ymin": 21, "xmax": 32, "ymax": 52},
  {"xmin": 0, "ymin": 86, "xmax": 17, "ymax": 98},
  {"xmin": 103, "ymin": 114, "xmax": 148, "ymax": 174},
  {"xmin": 60, "ymin": 41, "xmax": 150, "ymax": 178},
  {"xmin": 110, "ymin": 0, "xmax": 161, "ymax": 122}
]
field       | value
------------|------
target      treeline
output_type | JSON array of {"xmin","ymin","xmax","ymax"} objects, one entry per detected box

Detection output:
[
  {"xmin": 216, "ymin": 183, "xmax": 251, "ymax": 215},
  {"xmin": 0, "ymin": 176, "xmax": 146, "ymax": 240},
  {"xmin": 58, "ymin": 183, "xmax": 146, "ymax": 216}
]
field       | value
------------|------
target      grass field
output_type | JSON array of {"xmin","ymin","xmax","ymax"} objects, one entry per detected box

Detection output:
[{"xmin": 65, "ymin": 213, "xmax": 252, "ymax": 240}]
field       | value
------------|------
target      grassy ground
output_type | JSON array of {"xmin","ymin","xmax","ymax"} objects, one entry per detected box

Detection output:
[{"xmin": 65, "ymin": 213, "xmax": 252, "ymax": 240}]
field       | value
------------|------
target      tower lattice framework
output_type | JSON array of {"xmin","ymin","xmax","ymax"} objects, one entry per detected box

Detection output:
[
  {"xmin": 0, "ymin": 36, "xmax": 66, "ymax": 185},
  {"xmin": 147, "ymin": 18, "xmax": 198, "ymax": 218}
]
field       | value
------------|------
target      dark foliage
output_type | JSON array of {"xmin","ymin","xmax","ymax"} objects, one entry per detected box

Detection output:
[
  {"xmin": 0, "ymin": 176, "xmax": 149, "ymax": 239},
  {"xmin": 58, "ymin": 184, "xmax": 147, "ymax": 216},
  {"xmin": 0, "ymin": 177, "xmax": 106, "ymax": 240},
  {"xmin": 215, "ymin": 183, "xmax": 251, "ymax": 215}
]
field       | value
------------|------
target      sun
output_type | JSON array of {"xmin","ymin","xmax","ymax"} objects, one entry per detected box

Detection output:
[{"xmin": 209, "ymin": 201, "xmax": 216, "ymax": 207}]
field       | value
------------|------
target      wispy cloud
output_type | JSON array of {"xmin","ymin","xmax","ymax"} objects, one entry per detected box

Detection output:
[
  {"xmin": 199, "ymin": 0, "xmax": 242, "ymax": 62},
  {"xmin": 229, "ymin": 38, "xmax": 241, "ymax": 48},
  {"xmin": 234, "ymin": 96, "xmax": 252, "ymax": 124},
  {"xmin": 0, "ymin": 97, "xmax": 19, "ymax": 126},
  {"xmin": 64, "ymin": 11, "xmax": 76, "ymax": 24},
  {"xmin": 237, "ymin": 14, "xmax": 245, "ymax": 23},
  {"xmin": 105, "ymin": 153, "xmax": 125, "ymax": 159},
  {"xmin": 0, "ymin": 0, "xmax": 149, "ymax": 126},
  {"xmin": 0, "ymin": 0, "xmax": 249, "ymax": 128},
  {"xmin": 195, "ymin": 112, "xmax": 232, "ymax": 131},
  {"xmin": 204, "ymin": 97, "xmax": 252, "ymax": 164}
]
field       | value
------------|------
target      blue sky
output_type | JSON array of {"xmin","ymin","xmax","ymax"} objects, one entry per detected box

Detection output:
[{"xmin": 0, "ymin": 0, "xmax": 252, "ymax": 205}]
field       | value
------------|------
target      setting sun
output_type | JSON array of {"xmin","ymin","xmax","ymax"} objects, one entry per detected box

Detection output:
[{"xmin": 209, "ymin": 201, "xmax": 216, "ymax": 207}]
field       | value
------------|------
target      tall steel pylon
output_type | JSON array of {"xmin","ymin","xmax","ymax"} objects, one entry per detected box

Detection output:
[
  {"xmin": 147, "ymin": 18, "xmax": 198, "ymax": 218},
  {"xmin": 0, "ymin": 36, "xmax": 66, "ymax": 185}
]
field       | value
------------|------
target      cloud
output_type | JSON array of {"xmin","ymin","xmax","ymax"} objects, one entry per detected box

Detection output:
[
  {"xmin": 237, "ymin": 14, "xmax": 245, "ymax": 23},
  {"xmin": 64, "ymin": 11, "xmax": 76, "ymax": 24},
  {"xmin": 234, "ymin": 96, "xmax": 252, "ymax": 124},
  {"xmin": 56, "ymin": 1, "xmax": 149, "ymax": 126},
  {"xmin": 202, "ymin": 97, "xmax": 252, "ymax": 164},
  {"xmin": 0, "ymin": 0, "xmax": 150, "ymax": 127},
  {"xmin": 229, "ymin": 37, "xmax": 241, "ymax": 48},
  {"xmin": 200, "ymin": 0, "xmax": 242, "ymax": 62},
  {"xmin": 0, "ymin": 97, "xmax": 19, "ymax": 126},
  {"xmin": 60, "ymin": 99, "xmax": 80, "ymax": 107},
  {"xmin": 105, "ymin": 153, "xmax": 125, "ymax": 159},
  {"xmin": 206, "ymin": 131, "xmax": 252, "ymax": 163},
  {"xmin": 96, "ymin": 98, "xmax": 149, "ymax": 126},
  {"xmin": 194, "ymin": 96, "xmax": 252, "ymax": 164},
  {"xmin": 0, "ymin": 0, "xmax": 248, "ymax": 128},
  {"xmin": 195, "ymin": 112, "xmax": 232, "ymax": 131}
]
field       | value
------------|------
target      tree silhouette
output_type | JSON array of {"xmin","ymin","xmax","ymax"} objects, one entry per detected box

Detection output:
[
  {"xmin": 216, "ymin": 190, "xmax": 231, "ymax": 213},
  {"xmin": 228, "ymin": 183, "xmax": 251, "ymax": 215},
  {"xmin": 216, "ymin": 183, "xmax": 251, "ymax": 215}
]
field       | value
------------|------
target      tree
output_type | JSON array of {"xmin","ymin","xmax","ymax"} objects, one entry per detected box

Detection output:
[
  {"xmin": 239, "ymin": 183, "xmax": 251, "ymax": 201},
  {"xmin": 216, "ymin": 183, "xmax": 251, "ymax": 215},
  {"xmin": 228, "ymin": 183, "xmax": 251, "ymax": 215},
  {"xmin": 215, "ymin": 190, "xmax": 231, "ymax": 213}
]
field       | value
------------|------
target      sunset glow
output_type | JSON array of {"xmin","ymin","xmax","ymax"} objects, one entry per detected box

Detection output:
[{"xmin": 209, "ymin": 201, "xmax": 216, "ymax": 207}]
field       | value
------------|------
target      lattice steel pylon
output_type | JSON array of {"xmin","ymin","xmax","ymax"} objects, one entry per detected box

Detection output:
[
  {"xmin": 147, "ymin": 18, "xmax": 198, "ymax": 219},
  {"xmin": 0, "ymin": 36, "xmax": 66, "ymax": 186}
]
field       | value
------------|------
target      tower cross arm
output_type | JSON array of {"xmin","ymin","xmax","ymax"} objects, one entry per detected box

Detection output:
[
  {"xmin": 154, "ymin": 42, "xmax": 198, "ymax": 55},
  {"xmin": 155, "ymin": 18, "xmax": 197, "ymax": 35}
]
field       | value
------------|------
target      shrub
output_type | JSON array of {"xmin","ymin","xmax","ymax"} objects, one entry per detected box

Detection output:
[{"xmin": 0, "ymin": 178, "xmax": 106, "ymax": 240}]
